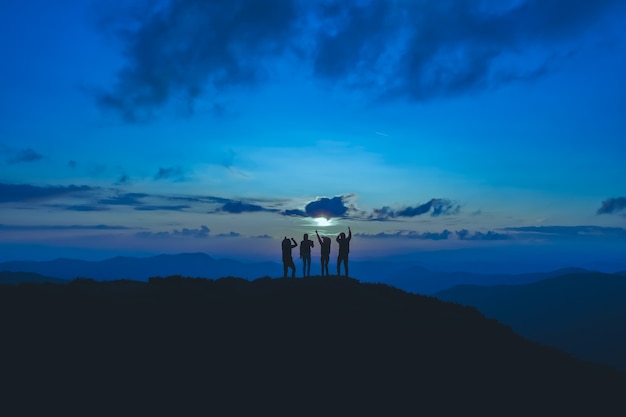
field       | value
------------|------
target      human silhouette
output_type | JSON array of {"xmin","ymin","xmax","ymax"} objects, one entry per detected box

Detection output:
[
  {"xmin": 336, "ymin": 227, "xmax": 352, "ymax": 277},
  {"xmin": 281, "ymin": 237, "xmax": 298, "ymax": 278},
  {"xmin": 316, "ymin": 229, "xmax": 331, "ymax": 277},
  {"xmin": 300, "ymin": 233, "xmax": 315, "ymax": 278}
]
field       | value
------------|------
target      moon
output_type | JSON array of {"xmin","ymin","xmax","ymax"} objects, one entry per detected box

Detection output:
[{"xmin": 314, "ymin": 217, "xmax": 332, "ymax": 227}]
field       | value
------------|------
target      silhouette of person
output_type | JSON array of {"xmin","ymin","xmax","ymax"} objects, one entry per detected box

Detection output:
[
  {"xmin": 300, "ymin": 233, "xmax": 315, "ymax": 278},
  {"xmin": 336, "ymin": 227, "xmax": 352, "ymax": 277},
  {"xmin": 316, "ymin": 229, "xmax": 331, "ymax": 277},
  {"xmin": 282, "ymin": 237, "xmax": 297, "ymax": 278}
]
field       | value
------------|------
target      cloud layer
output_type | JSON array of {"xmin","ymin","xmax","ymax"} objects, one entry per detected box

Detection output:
[
  {"xmin": 597, "ymin": 197, "xmax": 626, "ymax": 215},
  {"xmin": 96, "ymin": 0, "xmax": 623, "ymax": 120}
]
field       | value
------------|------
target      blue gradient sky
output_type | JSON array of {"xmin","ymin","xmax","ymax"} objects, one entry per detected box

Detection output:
[{"xmin": 1, "ymin": 0, "xmax": 625, "ymax": 269}]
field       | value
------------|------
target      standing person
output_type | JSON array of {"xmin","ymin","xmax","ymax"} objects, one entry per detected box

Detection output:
[
  {"xmin": 336, "ymin": 227, "xmax": 352, "ymax": 277},
  {"xmin": 282, "ymin": 237, "xmax": 298, "ymax": 278},
  {"xmin": 316, "ymin": 229, "xmax": 331, "ymax": 277},
  {"xmin": 300, "ymin": 233, "xmax": 315, "ymax": 278}
]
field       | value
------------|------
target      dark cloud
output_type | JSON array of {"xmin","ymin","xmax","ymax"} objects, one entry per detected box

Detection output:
[
  {"xmin": 96, "ymin": 0, "xmax": 623, "ymax": 120},
  {"xmin": 174, "ymin": 225, "xmax": 211, "ymax": 238},
  {"xmin": 137, "ymin": 225, "xmax": 211, "ymax": 239},
  {"xmin": 95, "ymin": 0, "xmax": 300, "ymax": 121},
  {"xmin": 504, "ymin": 225, "xmax": 626, "ymax": 239},
  {"xmin": 65, "ymin": 205, "xmax": 110, "ymax": 212},
  {"xmin": 304, "ymin": 196, "xmax": 351, "ymax": 218},
  {"xmin": 282, "ymin": 209, "xmax": 307, "ymax": 217},
  {"xmin": 370, "ymin": 198, "xmax": 460, "ymax": 220},
  {"xmin": 357, "ymin": 229, "xmax": 507, "ymax": 240},
  {"xmin": 7, "ymin": 148, "xmax": 43, "ymax": 164},
  {"xmin": 154, "ymin": 167, "xmax": 185, "ymax": 181},
  {"xmin": 216, "ymin": 231, "xmax": 241, "ymax": 238},
  {"xmin": 0, "ymin": 183, "xmax": 94, "ymax": 203},
  {"xmin": 135, "ymin": 205, "xmax": 190, "ymax": 211},
  {"xmin": 596, "ymin": 197, "xmax": 626, "ymax": 215},
  {"xmin": 253, "ymin": 234, "xmax": 272, "ymax": 239},
  {"xmin": 456, "ymin": 229, "xmax": 509, "ymax": 241},
  {"xmin": 115, "ymin": 174, "xmax": 131, "ymax": 185},
  {"xmin": 281, "ymin": 196, "xmax": 354, "ymax": 218},
  {"xmin": 99, "ymin": 193, "xmax": 148, "ymax": 206},
  {"xmin": 220, "ymin": 201, "xmax": 267, "ymax": 214},
  {"xmin": 0, "ymin": 224, "xmax": 131, "ymax": 231}
]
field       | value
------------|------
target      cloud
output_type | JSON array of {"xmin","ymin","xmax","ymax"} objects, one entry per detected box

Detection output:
[
  {"xmin": 7, "ymin": 148, "xmax": 43, "ymax": 164},
  {"xmin": 596, "ymin": 197, "xmax": 626, "ymax": 215},
  {"xmin": 99, "ymin": 193, "xmax": 148, "ymax": 206},
  {"xmin": 281, "ymin": 195, "xmax": 355, "ymax": 218},
  {"xmin": 135, "ymin": 205, "xmax": 190, "ymax": 211},
  {"xmin": 282, "ymin": 209, "xmax": 307, "ymax": 217},
  {"xmin": 219, "ymin": 201, "xmax": 270, "ymax": 214},
  {"xmin": 154, "ymin": 167, "xmax": 186, "ymax": 181},
  {"xmin": 357, "ymin": 228, "xmax": 508, "ymax": 241},
  {"xmin": 115, "ymin": 174, "xmax": 131, "ymax": 185},
  {"xmin": 65, "ymin": 205, "xmax": 110, "ymax": 212},
  {"xmin": 0, "ymin": 224, "xmax": 132, "ymax": 231},
  {"xmin": 252, "ymin": 234, "xmax": 272, "ymax": 239},
  {"xmin": 0, "ymin": 183, "xmax": 94, "ymax": 203},
  {"xmin": 304, "ymin": 196, "xmax": 351, "ymax": 218},
  {"xmin": 216, "ymin": 231, "xmax": 241, "ymax": 238},
  {"xmin": 504, "ymin": 225, "xmax": 626, "ymax": 239},
  {"xmin": 137, "ymin": 225, "xmax": 211, "ymax": 239},
  {"xmin": 96, "ymin": 0, "xmax": 623, "ymax": 120},
  {"xmin": 456, "ymin": 229, "xmax": 509, "ymax": 241},
  {"xmin": 95, "ymin": 0, "xmax": 300, "ymax": 121},
  {"xmin": 370, "ymin": 198, "xmax": 460, "ymax": 220}
]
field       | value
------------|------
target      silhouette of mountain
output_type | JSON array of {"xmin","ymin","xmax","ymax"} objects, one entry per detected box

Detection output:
[
  {"xmin": 1, "ymin": 253, "xmax": 598, "ymax": 294},
  {"xmin": 0, "ymin": 270, "xmax": 67, "ymax": 285},
  {"xmin": 383, "ymin": 265, "xmax": 593, "ymax": 294},
  {"xmin": 435, "ymin": 271, "xmax": 626, "ymax": 373},
  {"xmin": 0, "ymin": 252, "xmax": 278, "ymax": 281},
  {"xmin": 1, "ymin": 276, "xmax": 625, "ymax": 416}
]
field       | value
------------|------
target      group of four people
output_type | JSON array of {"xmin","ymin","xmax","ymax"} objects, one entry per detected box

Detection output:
[{"xmin": 282, "ymin": 227, "xmax": 352, "ymax": 278}]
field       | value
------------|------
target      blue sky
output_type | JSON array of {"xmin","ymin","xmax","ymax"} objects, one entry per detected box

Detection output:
[{"xmin": 1, "ymin": 0, "xmax": 625, "ymax": 269}]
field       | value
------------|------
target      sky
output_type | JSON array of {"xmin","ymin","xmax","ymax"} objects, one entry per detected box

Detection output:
[{"xmin": 1, "ymin": 0, "xmax": 626, "ymax": 271}]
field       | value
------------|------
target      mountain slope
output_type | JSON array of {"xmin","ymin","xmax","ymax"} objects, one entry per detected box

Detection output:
[
  {"xmin": 385, "ymin": 265, "xmax": 593, "ymax": 294},
  {"xmin": 435, "ymin": 272, "xmax": 626, "ymax": 372},
  {"xmin": 1, "ymin": 276, "xmax": 625, "ymax": 416},
  {"xmin": 0, "ymin": 252, "xmax": 278, "ymax": 281},
  {"xmin": 0, "ymin": 270, "xmax": 67, "ymax": 285}
]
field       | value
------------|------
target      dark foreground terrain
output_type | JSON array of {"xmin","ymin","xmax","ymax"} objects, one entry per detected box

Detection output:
[{"xmin": 2, "ymin": 276, "xmax": 626, "ymax": 416}]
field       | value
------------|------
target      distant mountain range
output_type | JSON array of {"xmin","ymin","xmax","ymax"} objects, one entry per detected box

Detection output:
[
  {"xmin": 0, "ymin": 252, "xmax": 611, "ymax": 294},
  {"xmin": 2, "ymin": 276, "xmax": 625, "ymax": 415},
  {"xmin": 435, "ymin": 271, "xmax": 626, "ymax": 373},
  {"xmin": 0, "ymin": 252, "xmax": 278, "ymax": 282}
]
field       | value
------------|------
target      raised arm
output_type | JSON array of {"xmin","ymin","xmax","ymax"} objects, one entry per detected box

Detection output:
[
  {"xmin": 347, "ymin": 227, "xmax": 352, "ymax": 241},
  {"xmin": 291, "ymin": 238, "xmax": 298, "ymax": 248}
]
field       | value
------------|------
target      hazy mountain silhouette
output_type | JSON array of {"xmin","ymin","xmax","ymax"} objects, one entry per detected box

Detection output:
[
  {"xmin": 2, "ymin": 276, "xmax": 625, "ymax": 416},
  {"xmin": 435, "ymin": 271, "xmax": 626, "ymax": 373},
  {"xmin": 0, "ymin": 252, "xmax": 598, "ymax": 294},
  {"xmin": 0, "ymin": 270, "xmax": 67, "ymax": 285},
  {"xmin": 0, "ymin": 252, "xmax": 278, "ymax": 281},
  {"xmin": 382, "ymin": 265, "xmax": 592, "ymax": 294}
]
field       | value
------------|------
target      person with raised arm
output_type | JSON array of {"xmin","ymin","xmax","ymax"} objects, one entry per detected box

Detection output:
[
  {"xmin": 281, "ymin": 236, "xmax": 298, "ymax": 278},
  {"xmin": 336, "ymin": 227, "xmax": 352, "ymax": 277},
  {"xmin": 316, "ymin": 229, "xmax": 331, "ymax": 277}
]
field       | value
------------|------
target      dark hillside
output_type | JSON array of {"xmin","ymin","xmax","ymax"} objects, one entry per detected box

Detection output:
[
  {"xmin": 1, "ymin": 276, "xmax": 625, "ymax": 416},
  {"xmin": 435, "ymin": 272, "xmax": 626, "ymax": 372}
]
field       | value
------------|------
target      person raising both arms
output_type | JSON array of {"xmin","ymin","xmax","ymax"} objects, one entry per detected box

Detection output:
[
  {"xmin": 336, "ymin": 227, "xmax": 352, "ymax": 277},
  {"xmin": 316, "ymin": 229, "xmax": 331, "ymax": 277}
]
